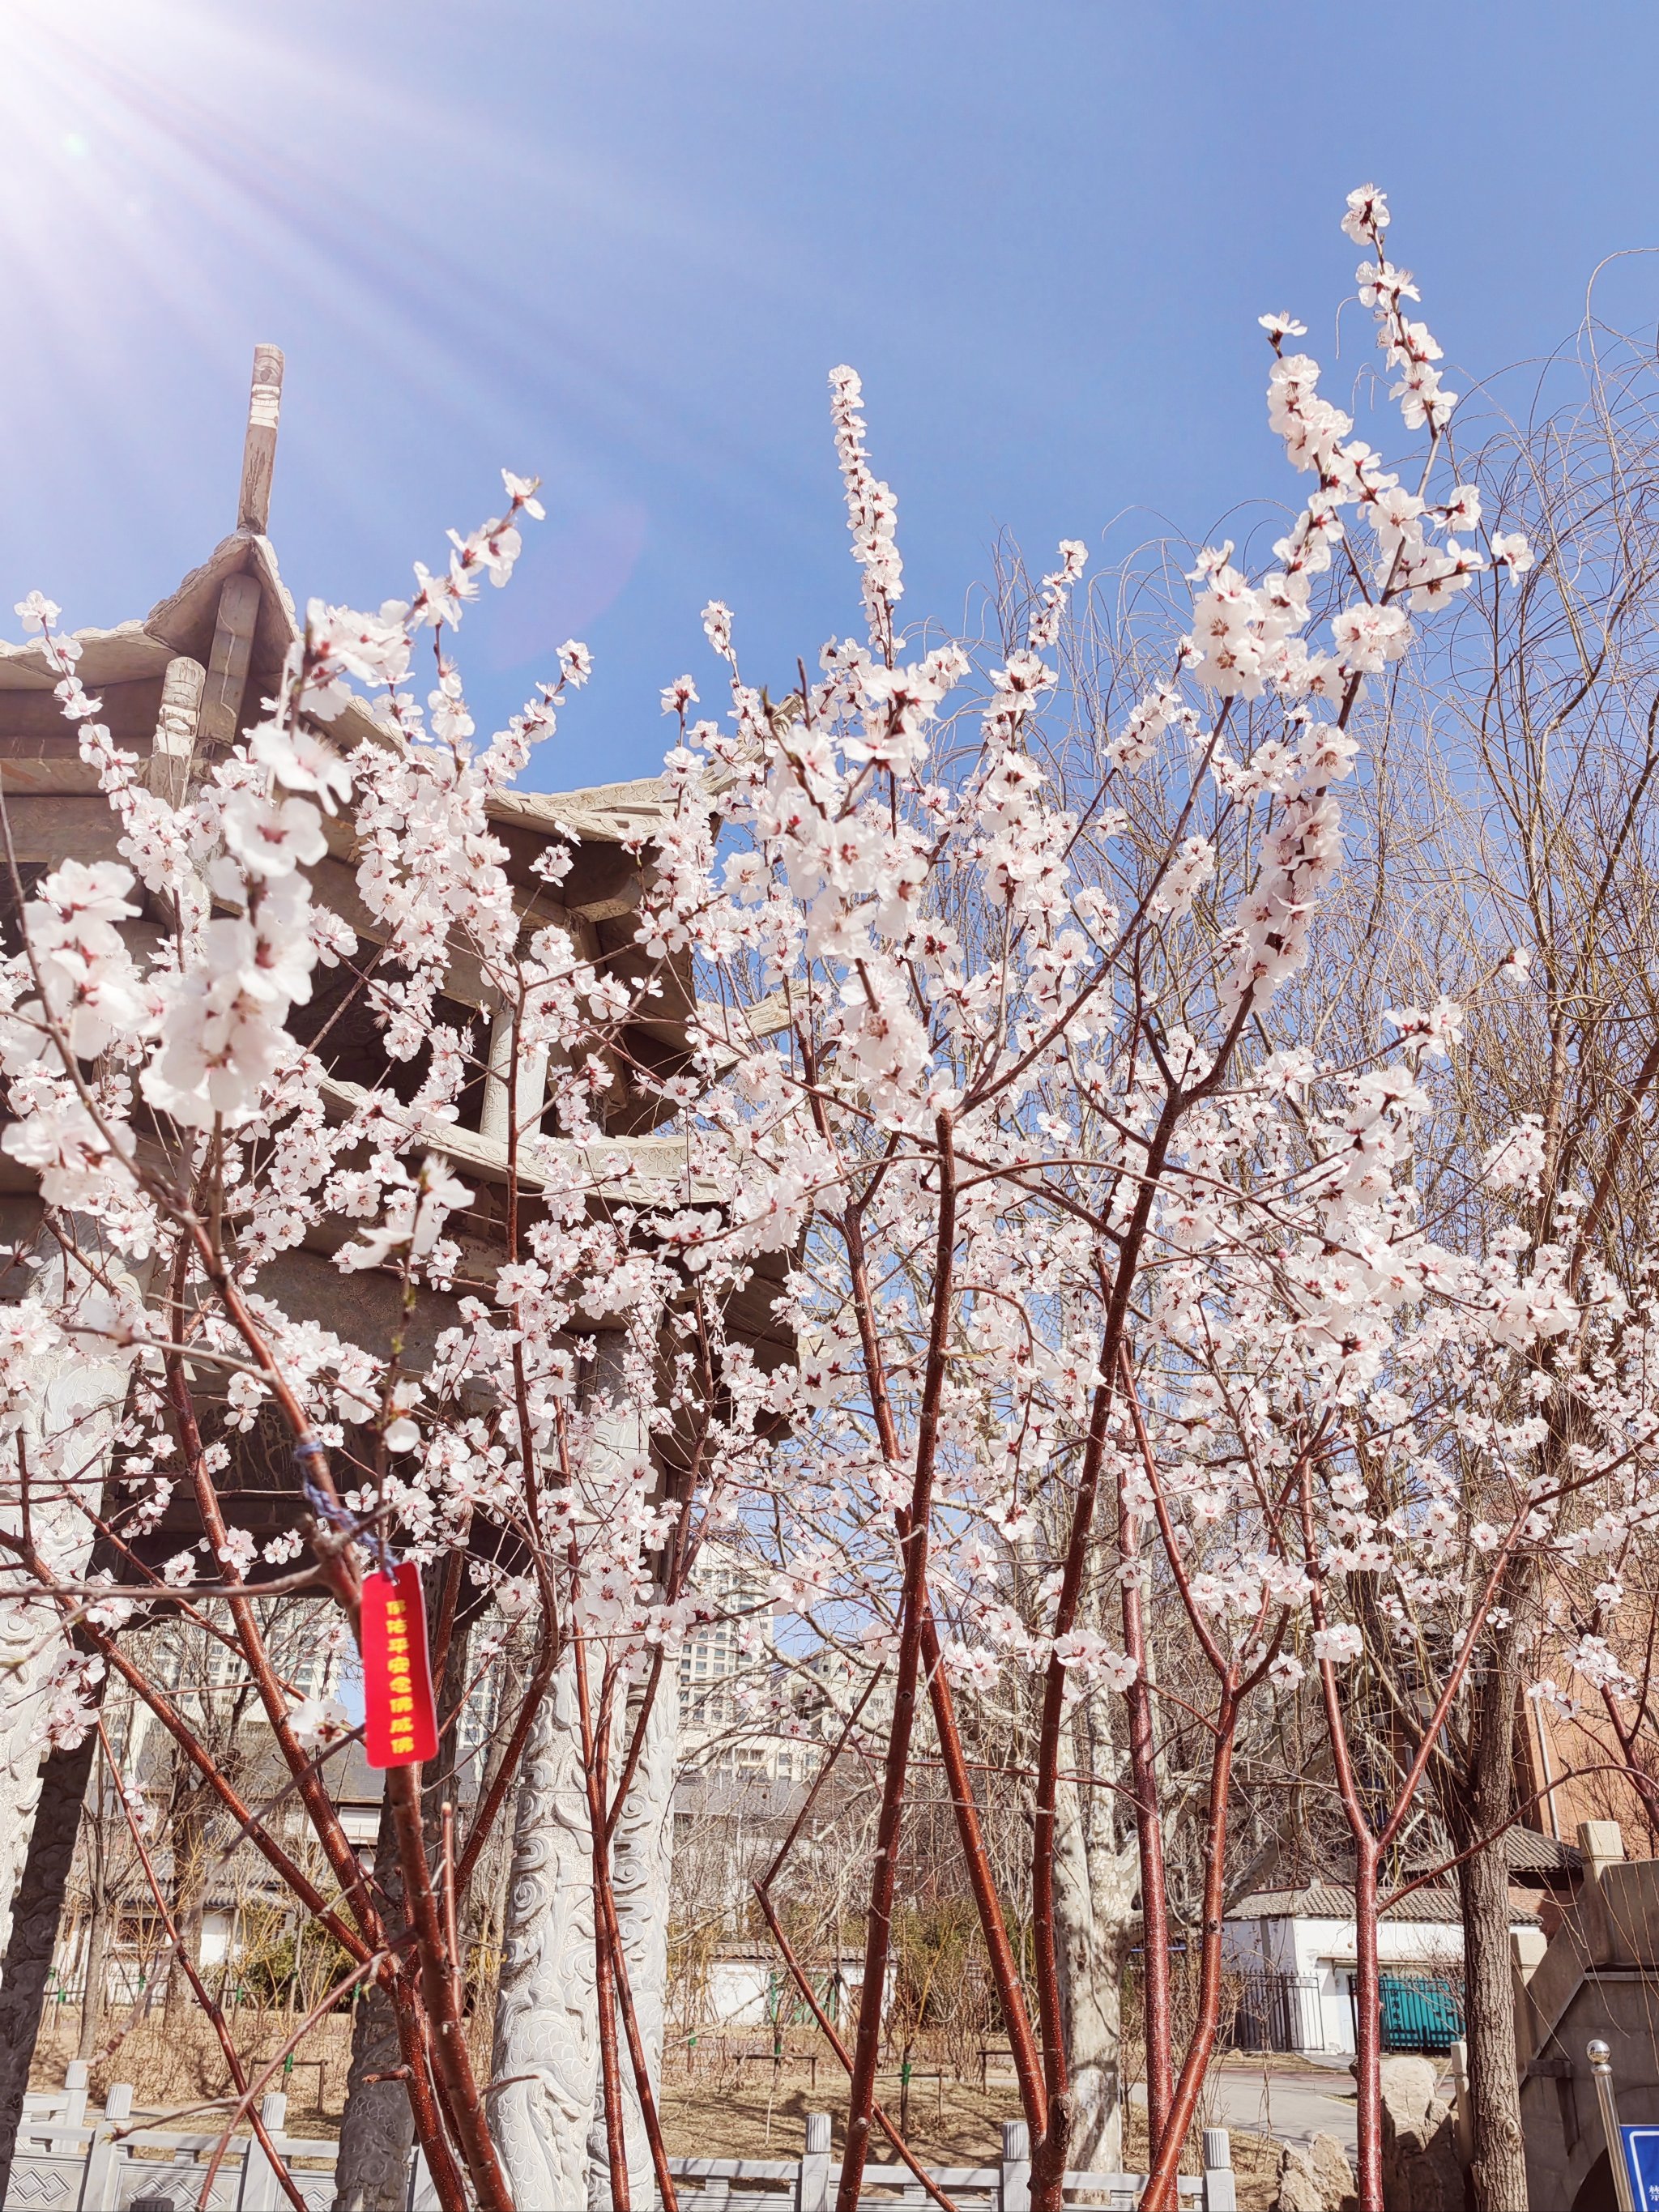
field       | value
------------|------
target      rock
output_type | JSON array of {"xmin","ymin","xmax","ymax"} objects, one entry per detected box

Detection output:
[
  {"xmin": 1274, "ymin": 2132, "xmax": 1358, "ymax": 2211},
  {"xmin": 1274, "ymin": 2142, "xmax": 1327, "ymax": 2212},
  {"xmin": 1380, "ymin": 2056, "xmax": 1442, "ymax": 2138},
  {"xmin": 1309, "ymin": 2130, "xmax": 1358, "ymax": 2210},
  {"xmin": 1379, "ymin": 2055, "xmax": 1462, "ymax": 2212}
]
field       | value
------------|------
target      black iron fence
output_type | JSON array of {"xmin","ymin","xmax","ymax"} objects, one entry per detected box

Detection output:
[
  {"xmin": 1220, "ymin": 1969, "xmax": 1324, "ymax": 2053},
  {"xmin": 1218, "ymin": 1963, "xmax": 1468, "ymax": 2057}
]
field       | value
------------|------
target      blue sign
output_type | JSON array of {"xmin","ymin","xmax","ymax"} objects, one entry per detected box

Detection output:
[{"xmin": 1622, "ymin": 2126, "xmax": 1659, "ymax": 2210}]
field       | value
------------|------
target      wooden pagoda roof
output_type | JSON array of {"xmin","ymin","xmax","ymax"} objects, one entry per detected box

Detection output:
[{"xmin": 0, "ymin": 347, "xmax": 790, "ymax": 1586}]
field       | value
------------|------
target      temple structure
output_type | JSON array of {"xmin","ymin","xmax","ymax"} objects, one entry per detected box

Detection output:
[{"xmin": 0, "ymin": 348, "xmax": 778, "ymax": 2210}]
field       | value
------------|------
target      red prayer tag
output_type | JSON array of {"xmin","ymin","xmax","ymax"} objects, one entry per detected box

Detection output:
[{"xmin": 361, "ymin": 1562, "xmax": 438, "ymax": 1769}]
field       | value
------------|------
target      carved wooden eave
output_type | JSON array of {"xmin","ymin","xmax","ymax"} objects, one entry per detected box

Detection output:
[
  {"xmin": 303, "ymin": 1077, "xmax": 793, "ymax": 1358},
  {"xmin": 0, "ymin": 543, "xmax": 698, "ymax": 911},
  {"xmin": 0, "ymin": 529, "xmax": 292, "ymax": 781},
  {"xmin": 0, "ymin": 542, "xmax": 697, "ymax": 869},
  {"xmin": 0, "ymin": 363, "xmax": 709, "ymax": 1122}
]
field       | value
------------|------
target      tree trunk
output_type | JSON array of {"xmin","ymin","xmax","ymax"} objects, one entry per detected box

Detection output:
[
  {"xmin": 1139, "ymin": 1697, "xmax": 1240, "ymax": 2212},
  {"xmin": 1051, "ymin": 1764, "xmax": 1135, "ymax": 2178},
  {"xmin": 334, "ymin": 1596, "xmax": 473, "ymax": 2212},
  {"xmin": 333, "ymin": 1790, "xmax": 417, "ymax": 2212},
  {"xmin": 1449, "ymin": 1652, "xmax": 1530, "ymax": 2212},
  {"xmin": 162, "ymin": 1782, "xmax": 208, "ymax": 2035},
  {"xmin": 1458, "ymin": 1835, "xmax": 1527, "ymax": 2210},
  {"xmin": 1351, "ymin": 1841, "xmax": 1383, "ymax": 2212},
  {"xmin": 0, "ymin": 1726, "xmax": 99, "ymax": 2199},
  {"xmin": 77, "ymin": 1895, "xmax": 109, "ymax": 2061}
]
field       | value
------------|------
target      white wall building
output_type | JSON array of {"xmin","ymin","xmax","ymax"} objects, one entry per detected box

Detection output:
[
  {"xmin": 1222, "ymin": 1878, "xmax": 1538, "ymax": 2056},
  {"xmin": 680, "ymin": 1946, "xmax": 890, "ymax": 2031}
]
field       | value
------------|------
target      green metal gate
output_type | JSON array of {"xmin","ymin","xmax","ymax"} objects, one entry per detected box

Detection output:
[{"xmin": 1378, "ymin": 1971, "xmax": 1465, "ymax": 2053}]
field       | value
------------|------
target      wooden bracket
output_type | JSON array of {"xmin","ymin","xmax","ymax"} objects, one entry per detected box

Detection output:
[
  {"xmin": 201, "ymin": 573, "xmax": 262, "ymax": 747},
  {"xmin": 146, "ymin": 655, "xmax": 205, "ymax": 800}
]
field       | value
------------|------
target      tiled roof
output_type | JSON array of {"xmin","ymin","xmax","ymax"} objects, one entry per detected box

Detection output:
[
  {"xmin": 1230, "ymin": 1882, "xmax": 1450, "ymax": 1922},
  {"xmin": 1505, "ymin": 1826, "xmax": 1583, "ymax": 1873},
  {"xmin": 1229, "ymin": 1880, "xmax": 1539, "ymax": 1927}
]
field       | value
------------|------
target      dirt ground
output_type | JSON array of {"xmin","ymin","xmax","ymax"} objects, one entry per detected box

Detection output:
[
  {"xmin": 29, "ymin": 2012, "xmax": 1284, "ymax": 2209},
  {"xmin": 28, "ymin": 2005, "xmax": 360, "ymax": 2139}
]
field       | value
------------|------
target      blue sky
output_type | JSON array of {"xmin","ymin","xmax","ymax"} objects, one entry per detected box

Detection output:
[{"xmin": 5, "ymin": 0, "xmax": 1659, "ymax": 789}]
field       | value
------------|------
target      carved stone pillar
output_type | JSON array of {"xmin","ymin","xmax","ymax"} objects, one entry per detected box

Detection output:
[
  {"xmin": 480, "ymin": 1007, "xmax": 548, "ymax": 1147},
  {"xmin": 488, "ymin": 1652, "xmax": 600, "ymax": 2212},
  {"xmin": 589, "ymin": 1664, "xmax": 679, "ymax": 2210},
  {"xmin": 494, "ymin": 1331, "xmax": 666, "ymax": 2209},
  {"xmin": 0, "ymin": 1221, "xmax": 145, "ymax": 2197}
]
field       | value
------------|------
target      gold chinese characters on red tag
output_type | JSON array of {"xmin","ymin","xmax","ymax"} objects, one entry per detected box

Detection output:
[{"xmin": 361, "ymin": 1562, "xmax": 437, "ymax": 1768}]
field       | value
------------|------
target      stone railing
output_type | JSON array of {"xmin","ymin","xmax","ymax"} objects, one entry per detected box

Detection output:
[
  {"xmin": 7, "ymin": 2078, "xmax": 1239, "ymax": 2210},
  {"xmin": 667, "ymin": 2115, "xmax": 1239, "ymax": 2212},
  {"xmin": 8, "ymin": 2061, "xmax": 343, "ymax": 2210}
]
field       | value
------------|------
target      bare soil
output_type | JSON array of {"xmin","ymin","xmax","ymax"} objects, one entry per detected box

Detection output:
[{"xmin": 28, "ymin": 2005, "xmax": 359, "ymax": 2140}]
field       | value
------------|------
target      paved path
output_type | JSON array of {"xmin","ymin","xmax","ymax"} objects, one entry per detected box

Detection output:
[
  {"xmin": 1165, "ymin": 2055, "xmax": 1454, "ymax": 2156},
  {"xmin": 1201, "ymin": 2064, "xmax": 1358, "ymax": 2154},
  {"xmin": 1128, "ymin": 2060, "xmax": 1363, "ymax": 2153}
]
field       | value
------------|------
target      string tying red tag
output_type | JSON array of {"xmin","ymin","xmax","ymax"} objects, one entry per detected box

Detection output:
[{"xmin": 361, "ymin": 1562, "xmax": 437, "ymax": 1769}]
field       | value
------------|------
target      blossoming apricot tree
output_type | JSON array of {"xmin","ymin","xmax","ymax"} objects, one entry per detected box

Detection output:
[{"xmin": 4, "ymin": 180, "xmax": 1653, "ymax": 2212}]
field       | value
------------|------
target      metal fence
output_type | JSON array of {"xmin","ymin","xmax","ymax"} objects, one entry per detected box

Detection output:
[{"xmin": 1220, "ymin": 1969, "xmax": 1324, "ymax": 2055}]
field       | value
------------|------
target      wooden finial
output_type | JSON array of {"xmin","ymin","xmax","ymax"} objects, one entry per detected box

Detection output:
[{"xmin": 237, "ymin": 343, "xmax": 284, "ymax": 535}]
